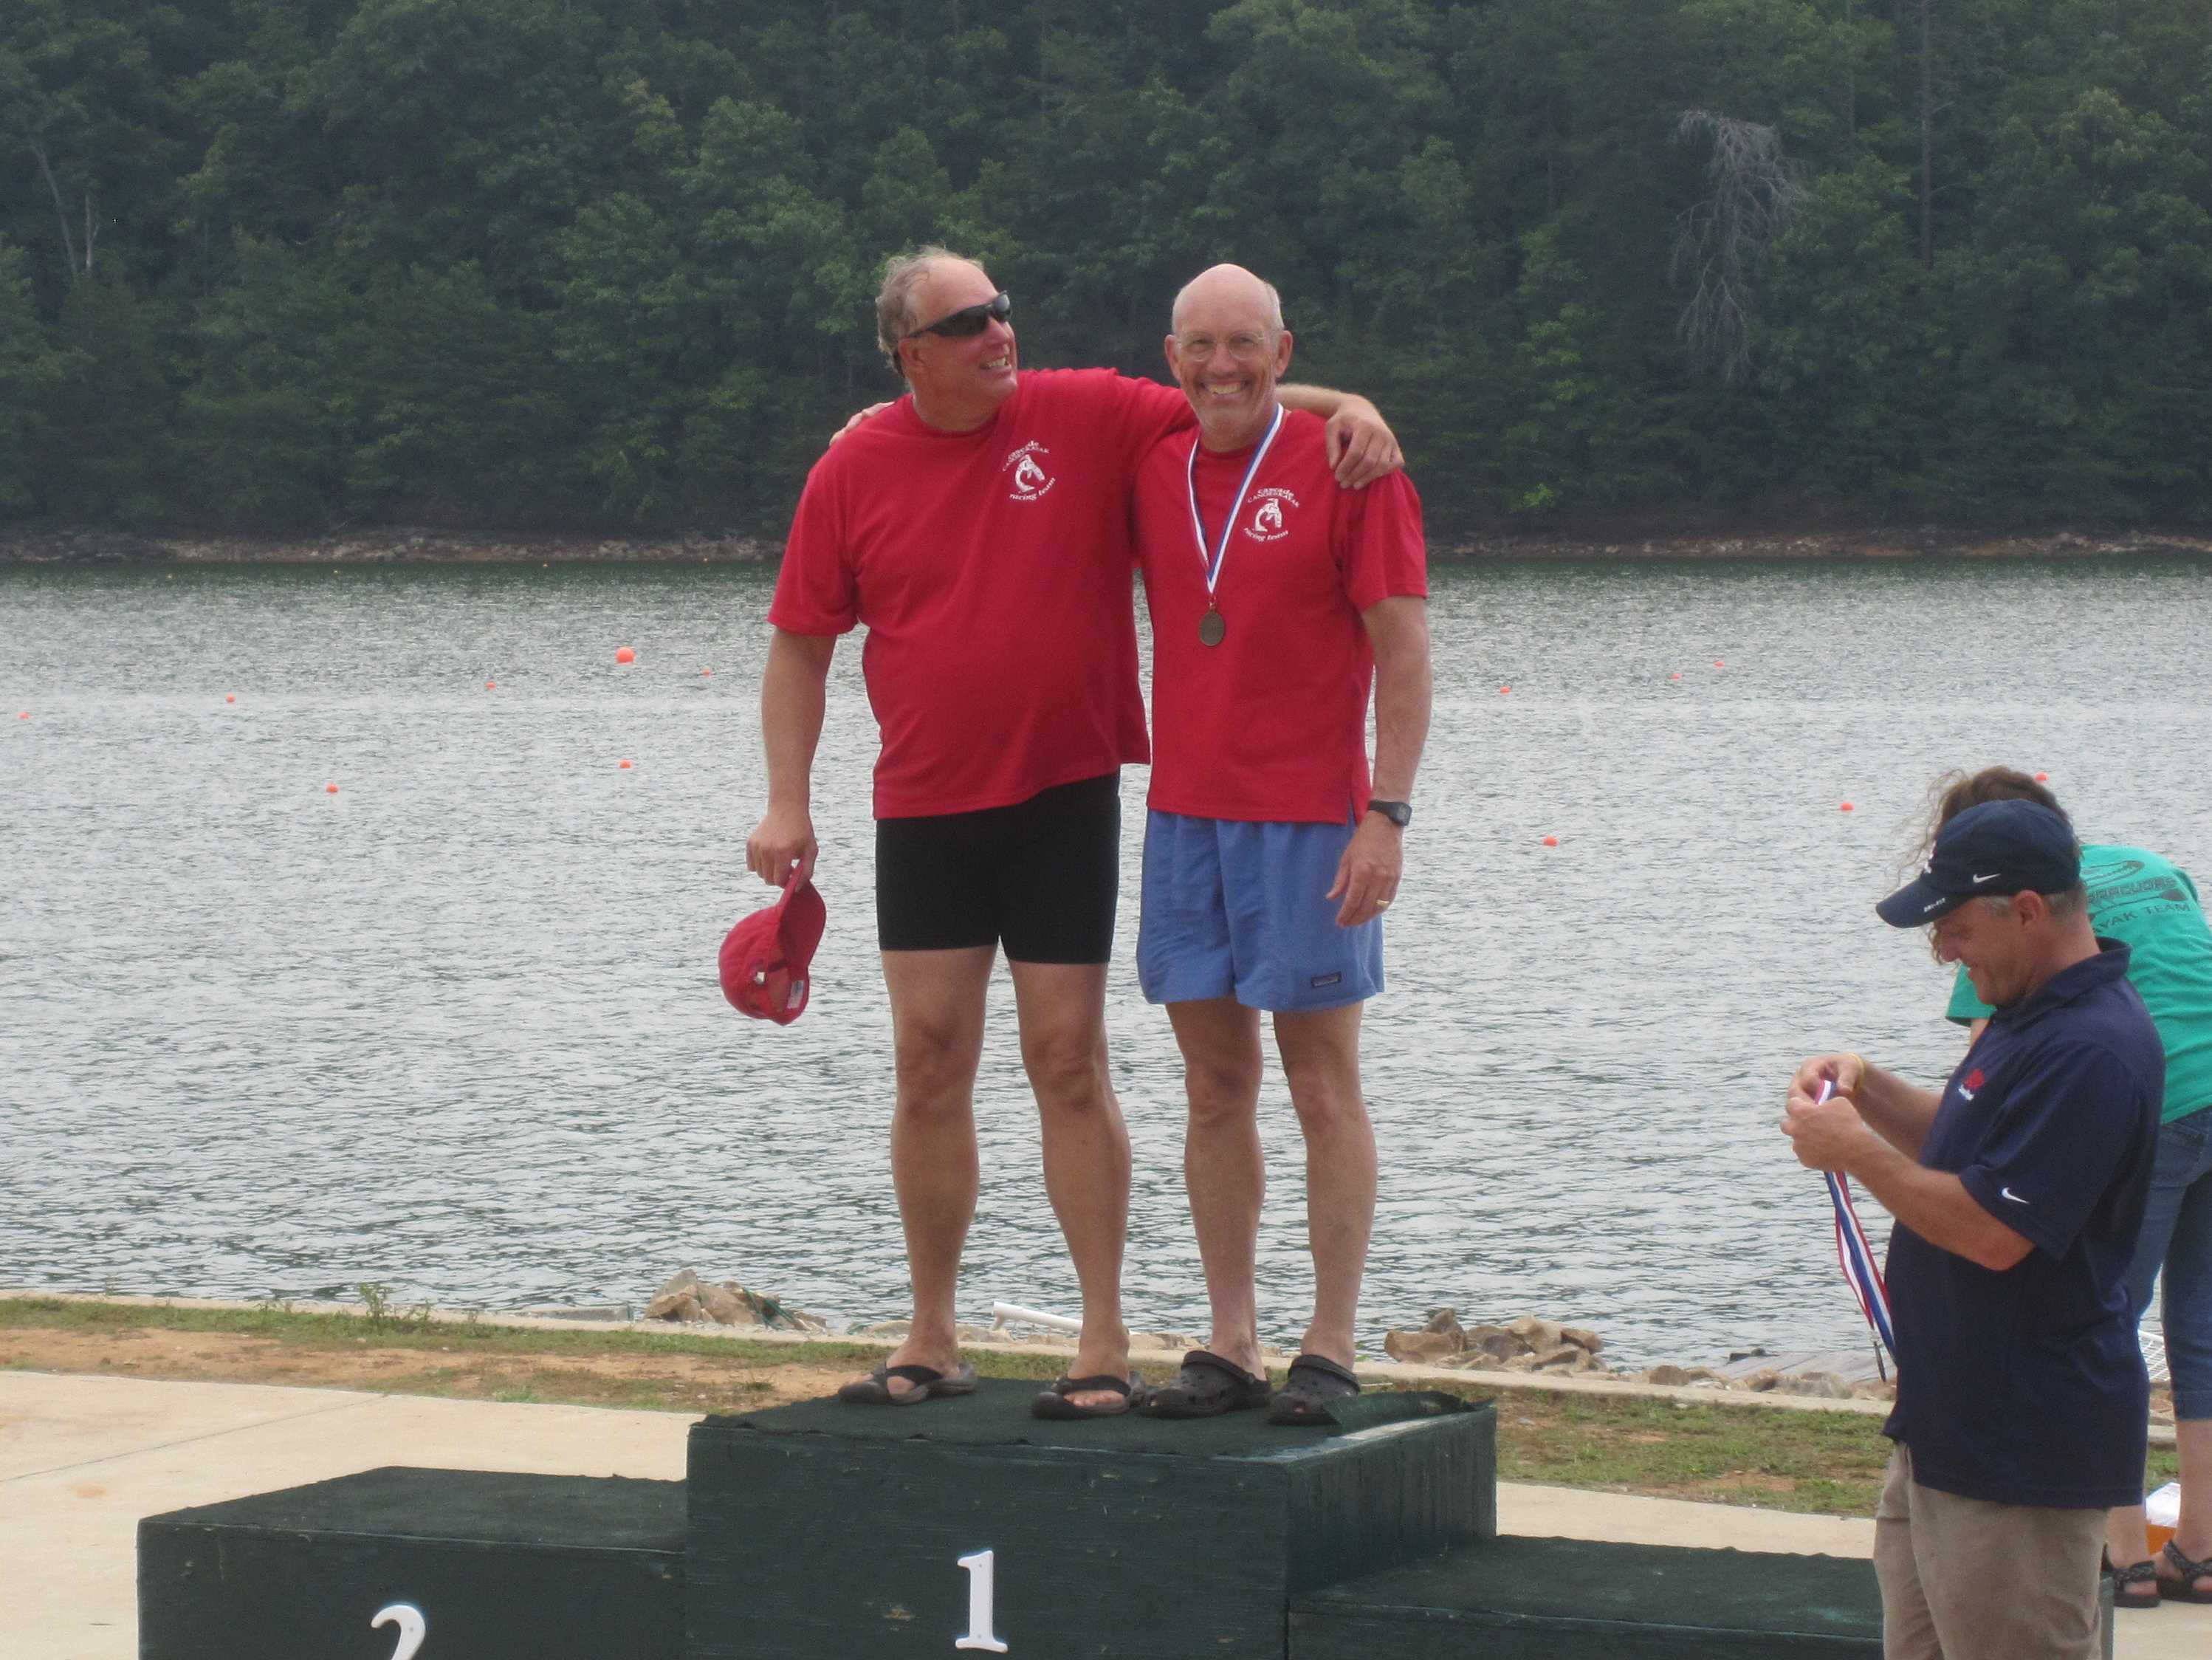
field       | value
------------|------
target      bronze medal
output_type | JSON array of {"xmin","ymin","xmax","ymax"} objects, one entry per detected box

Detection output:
[{"xmin": 1186, "ymin": 404, "xmax": 1284, "ymax": 656}]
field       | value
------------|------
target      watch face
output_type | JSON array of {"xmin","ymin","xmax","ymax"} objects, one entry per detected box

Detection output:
[{"xmin": 1371, "ymin": 800, "xmax": 1411, "ymax": 827}]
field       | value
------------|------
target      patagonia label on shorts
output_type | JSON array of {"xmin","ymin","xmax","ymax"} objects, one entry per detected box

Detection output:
[{"xmin": 1309, "ymin": 972, "xmax": 1343, "ymax": 989}]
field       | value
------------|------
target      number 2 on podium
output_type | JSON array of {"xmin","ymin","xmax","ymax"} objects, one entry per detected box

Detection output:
[
  {"xmin": 955, "ymin": 1549, "xmax": 1008, "ymax": 1652},
  {"xmin": 371, "ymin": 1604, "xmax": 425, "ymax": 1660}
]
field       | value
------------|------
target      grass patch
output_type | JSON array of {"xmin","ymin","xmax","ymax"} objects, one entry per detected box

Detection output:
[
  {"xmin": 0, "ymin": 1294, "xmax": 907, "ymax": 1371},
  {"xmin": 0, "ymin": 1297, "xmax": 2177, "ymax": 1517}
]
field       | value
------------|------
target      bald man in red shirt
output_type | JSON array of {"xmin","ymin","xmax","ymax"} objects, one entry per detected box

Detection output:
[{"xmin": 1132, "ymin": 264, "xmax": 1432, "ymax": 1425}]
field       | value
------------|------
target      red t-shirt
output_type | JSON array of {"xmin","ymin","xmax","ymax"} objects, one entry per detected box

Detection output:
[
  {"xmin": 770, "ymin": 368, "xmax": 1192, "ymax": 818},
  {"xmin": 1135, "ymin": 409, "xmax": 1427, "ymax": 823}
]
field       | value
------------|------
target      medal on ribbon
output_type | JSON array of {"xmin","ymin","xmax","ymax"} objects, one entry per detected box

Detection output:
[{"xmin": 1185, "ymin": 403, "xmax": 1284, "ymax": 648}]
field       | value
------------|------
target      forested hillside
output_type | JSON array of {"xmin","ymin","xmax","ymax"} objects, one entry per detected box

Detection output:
[{"xmin": 3, "ymin": 0, "xmax": 2207, "ymax": 537}]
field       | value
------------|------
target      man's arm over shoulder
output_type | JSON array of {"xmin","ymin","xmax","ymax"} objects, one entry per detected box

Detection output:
[
  {"xmin": 1278, "ymin": 383, "xmax": 1401, "ymax": 489},
  {"xmin": 1037, "ymin": 367, "xmax": 1195, "ymax": 479}
]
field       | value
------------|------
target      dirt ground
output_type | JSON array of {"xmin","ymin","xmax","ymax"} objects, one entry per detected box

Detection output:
[{"xmin": 0, "ymin": 1322, "xmax": 858, "ymax": 1414}]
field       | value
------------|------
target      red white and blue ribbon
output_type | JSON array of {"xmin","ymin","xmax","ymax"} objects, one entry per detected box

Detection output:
[
  {"xmin": 1185, "ymin": 401, "xmax": 1284, "ymax": 600},
  {"xmin": 1817, "ymin": 1078, "xmax": 1896, "ymax": 1361}
]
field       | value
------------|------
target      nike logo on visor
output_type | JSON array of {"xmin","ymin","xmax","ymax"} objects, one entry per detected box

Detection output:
[
  {"xmin": 1971, "ymin": 872, "xmax": 2003, "ymax": 884},
  {"xmin": 2000, "ymin": 1186, "xmax": 2029, "ymax": 1204}
]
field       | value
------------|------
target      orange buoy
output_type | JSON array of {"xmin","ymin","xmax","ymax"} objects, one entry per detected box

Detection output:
[
  {"xmin": 16, "ymin": 711, "xmax": 27, "ymax": 719},
  {"xmin": 225, "ymin": 694, "xmax": 236, "ymax": 703},
  {"xmin": 1714, "ymin": 659, "xmax": 1725, "ymax": 668},
  {"xmin": 2035, "ymin": 771, "xmax": 2049, "ymax": 781},
  {"xmin": 700, "ymin": 668, "xmax": 712, "ymax": 677},
  {"xmin": 326, "ymin": 783, "xmax": 339, "ymax": 794},
  {"xmin": 485, "ymin": 680, "xmax": 497, "ymax": 690},
  {"xmin": 615, "ymin": 646, "xmax": 636, "ymax": 664},
  {"xmin": 619, "ymin": 759, "xmax": 633, "ymax": 769},
  {"xmin": 1840, "ymin": 801, "xmax": 1855, "ymax": 812},
  {"xmin": 1542, "ymin": 835, "xmax": 1559, "ymax": 847},
  {"xmin": 1670, "ymin": 672, "xmax": 1682, "ymax": 680},
  {"xmin": 1499, "ymin": 685, "xmax": 1511, "ymax": 695}
]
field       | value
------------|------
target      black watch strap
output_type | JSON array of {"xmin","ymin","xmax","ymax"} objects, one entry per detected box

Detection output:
[{"xmin": 1367, "ymin": 798, "xmax": 1412, "ymax": 828}]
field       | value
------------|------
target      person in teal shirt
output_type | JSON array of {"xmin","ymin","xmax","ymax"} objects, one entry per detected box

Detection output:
[{"xmin": 1932, "ymin": 768, "xmax": 2212, "ymax": 1608}]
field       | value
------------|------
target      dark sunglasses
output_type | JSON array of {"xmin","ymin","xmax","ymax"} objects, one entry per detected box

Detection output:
[{"xmin": 904, "ymin": 291, "xmax": 1011, "ymax": 340}]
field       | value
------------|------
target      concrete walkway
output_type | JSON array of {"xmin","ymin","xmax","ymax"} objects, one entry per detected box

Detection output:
[{"xmin": 4, "ymin": 1370, "xmax": 2205, "ymax": 1659}]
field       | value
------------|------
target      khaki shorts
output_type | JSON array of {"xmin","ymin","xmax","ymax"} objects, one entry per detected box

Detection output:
[{"xmin": 1874, "ymin": 1444, "xmax": 2106, "ymax": 1660}]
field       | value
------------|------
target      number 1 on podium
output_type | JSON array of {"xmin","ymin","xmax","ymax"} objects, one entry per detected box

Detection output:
[{"xmin": 955, "ymin": 1549, "xmax": 1008, "ymax": 1652}]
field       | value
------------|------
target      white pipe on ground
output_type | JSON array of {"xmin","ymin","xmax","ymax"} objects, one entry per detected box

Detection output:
[{"xmin": 990, "ymin": 1300, "xmax": 1082, "ymax": 1333}]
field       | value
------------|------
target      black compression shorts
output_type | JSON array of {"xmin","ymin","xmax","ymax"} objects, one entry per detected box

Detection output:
[{"xmin": 874, "ymin": 773, "xmax": 1121, "ymax": 962}]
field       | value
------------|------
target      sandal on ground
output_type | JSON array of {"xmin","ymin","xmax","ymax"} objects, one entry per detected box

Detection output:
[
  {"xmin": 1031, "ymin": 1371, "xmax": 1147, "ymax": 1420},
  {"xmin": 836, "ymin": 1362, "xmax": 978, "ymax": 1406},
  {"xmin": 1141, "ymin": 1351, "xmax": 1272, "ymax": 1419},
  {"xmin": 2103, "ymin": 1551, "xmax": 2161, "ymax": 1611},
  {"xmin": 2160, "ymin": 1538, "xmax": 2212, "ymax": 1603},
  {"xmin": 1267, "ymin": 1353, "xmax": 1361, "ymax": 1426}
]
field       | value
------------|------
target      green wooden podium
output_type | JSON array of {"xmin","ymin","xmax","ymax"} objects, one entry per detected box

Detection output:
[
  {"xmin": 156, "ymin": 1386, "xmax": 2094, "ymax": 1660},
  {"xmin": 685, "ymin": 1381, "xmax": 1497, "ymax": 1659},
  {"xmin": 136, "ymin": 1467, "xmax": 684, "ymax": 1660},
  {"xmin": 1291, "ymin": 1534, "xmax": 2113, "ymax": 1660},
  {"xmin": 1291, "ymin": 1536, "xmax": 1884, "ymax": 1657}
]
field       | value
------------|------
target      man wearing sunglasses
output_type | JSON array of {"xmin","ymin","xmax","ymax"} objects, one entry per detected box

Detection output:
[{"xmin": 746, "ymin": 246, "xmax": 1402, "ymax": 1416}]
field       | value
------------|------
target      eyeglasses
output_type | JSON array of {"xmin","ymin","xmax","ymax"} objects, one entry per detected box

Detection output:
[
  {"xmin": 1175, "ymin": 331, "xmax": 1273, "ymax": 361},
  {"xmin": 904, "ymin": 291, "xmax": 1011, "ymax": 340}
]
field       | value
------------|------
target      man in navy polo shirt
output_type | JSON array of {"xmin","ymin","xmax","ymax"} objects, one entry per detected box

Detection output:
[{"xmin": 1783, "ymin": 798, "xmax": 2163, "ymax": 1659}]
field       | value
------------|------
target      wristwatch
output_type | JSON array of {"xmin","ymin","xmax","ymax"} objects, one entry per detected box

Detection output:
[{"xmin": 1367, "ymin": 798, "xmax": 1412, "ymax": 829}]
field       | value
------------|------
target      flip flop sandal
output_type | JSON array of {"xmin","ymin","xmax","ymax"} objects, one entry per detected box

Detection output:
[
  {"xmin": 1267, "ymin": 1353, "xmax": 1361, "ymax": 1426},
  {"xmin": 2160, "ymin": 1539, "xmax": 2212, "ymax": 1603},
  {"xmin": 2103, "ymin": 1551, "xmax": 2160, "ymax": 1611},
  {"xmin": 836, "ymin": 1362, "xmax": 978, "ymax": 1405},
  {"xmin": 1031, "ymin": 1371, "xmax": 1148, "ymax": 1420},
  {"xmin": 1141, "ymin": 1351, "xmax": 1272, "ymax": 1419}
]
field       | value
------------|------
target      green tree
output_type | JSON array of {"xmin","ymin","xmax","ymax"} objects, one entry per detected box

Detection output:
[{"xmin": 0, "ymin": 239, "xmax": 72, "ymax": 514}]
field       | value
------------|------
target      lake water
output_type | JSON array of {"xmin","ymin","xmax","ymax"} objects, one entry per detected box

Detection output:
[{"xmin": 4, "ymin": 556, "xmax": 2209, "ymax": 1368}]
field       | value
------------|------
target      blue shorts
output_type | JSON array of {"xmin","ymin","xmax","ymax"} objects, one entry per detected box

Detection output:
[{"xmin": 1137, "ymin": 811, "xmax": 1384, "ymax": 1012}]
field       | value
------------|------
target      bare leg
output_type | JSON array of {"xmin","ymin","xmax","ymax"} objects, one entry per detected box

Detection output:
[
  {"xmin": 1009, "ymin": 959, "xmax": 1131, "ymax": 1409},
  {"xmin": 2106, "ymin": 1499, "xmax": 2152, "ymax": 1572},
  {"xmin": 1167, "ymin": 997, "xmax": 1268, "ymax": 1378},
  {"xmin": 2157, "ymin": 1418, "xmax": 2212, "ymax": 1593},
  {"xmin": 1273, "ymin": 1001, "xmax": 1373, "ymax": 1369},
  {"xmin": 859, "ymin": 946, "xmax": 995, "ymax": 1400}
]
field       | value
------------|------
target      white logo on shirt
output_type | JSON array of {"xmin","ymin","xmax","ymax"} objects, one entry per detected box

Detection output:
[
  {"xmin": 1958, "ymin": 1083, "xmax": 1976, "ymax": 1101},
  {"xmin": 1003, "ymin": 442, "xmax": 1055, "ymax": 501},
  {"xmin": 1244, "ymin": 486, "xmax": 1297, "ymax": 541}
]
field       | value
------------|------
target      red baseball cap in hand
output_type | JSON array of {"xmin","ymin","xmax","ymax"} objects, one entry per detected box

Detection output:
[{"xmin": 719, "ymin": 871, "xmax": 826, "ymax": 1025}]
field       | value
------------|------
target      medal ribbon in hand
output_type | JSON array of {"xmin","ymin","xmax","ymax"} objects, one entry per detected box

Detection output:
[{"xmin": 1817, "ymin": 1077, "xmax": 1897, "ymax": 1362}]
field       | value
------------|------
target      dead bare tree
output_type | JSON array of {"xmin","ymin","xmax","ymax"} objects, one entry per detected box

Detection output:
[
  {"xmin": 30, "ymin": 142, "xmax": 81, "ymax": 283},
  {"xmin": 1669, "ymin": 110, "xmax": 1804, "ymax": 383}
]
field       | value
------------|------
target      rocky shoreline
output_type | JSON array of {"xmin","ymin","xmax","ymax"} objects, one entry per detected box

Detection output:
[
  {"xmin": 623, "ymin": 1269, "xmax": 2168, "ymax": 1427},
  {"xmin": 631, "ymin": 1269, "xmax": 1903, "ymax": 1407},
  {"xmin": 3, "ymin": 524, "xmax": 2208, "ymax": 566}
]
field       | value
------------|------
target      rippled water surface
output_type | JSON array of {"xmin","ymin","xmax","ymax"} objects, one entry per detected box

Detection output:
[{"xmin": 4, "ymin": 556, "xmax": 2209, "ymax": 1367}]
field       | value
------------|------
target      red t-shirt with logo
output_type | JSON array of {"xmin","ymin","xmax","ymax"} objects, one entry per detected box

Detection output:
[
  {"xmin": 770, "ymin": 368, "xmax": 1192, "ymax": 818},
  {"xmin": 1135, "ymin": 409, "xmax": 1427, "ymax": 824}
]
